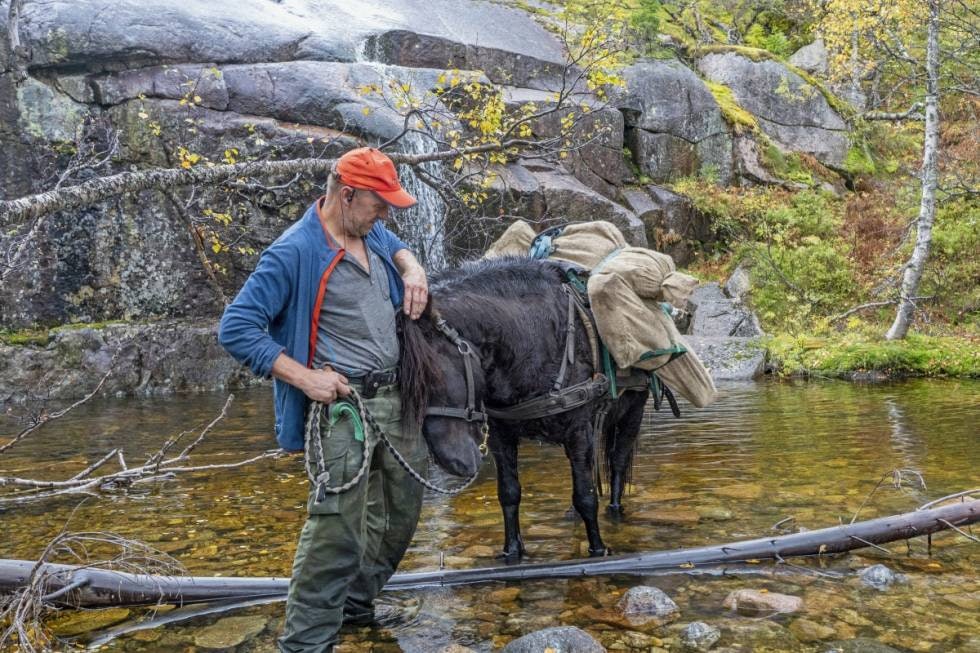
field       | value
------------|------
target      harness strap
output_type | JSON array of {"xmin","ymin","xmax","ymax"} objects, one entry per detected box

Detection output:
[
  {"xmin": 486, "ymin": 375, "xmax": 610, "ymax": 421},
  {"xmin": 552, "ymin": 286, "xmax": 578, "ymax": 393}
]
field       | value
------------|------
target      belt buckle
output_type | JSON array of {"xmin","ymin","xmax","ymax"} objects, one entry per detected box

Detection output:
[{"xmin": 360, "ymin": 370, "xmax": 393, "ymax": 399}]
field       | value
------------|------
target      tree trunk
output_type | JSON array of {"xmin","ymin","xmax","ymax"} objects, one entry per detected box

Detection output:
[
  {"xmin": 0, "ymin": 499, "xmax": 975, "ymax": 608},
  {"xmin": 886, "ymin": 0, "xmax": 941, "ymax": 340}
]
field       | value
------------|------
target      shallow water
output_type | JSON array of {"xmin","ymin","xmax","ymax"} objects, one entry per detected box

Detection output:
[{"xmin": 1, "ymin": 379, "xmax": 977, "ymax": 652}]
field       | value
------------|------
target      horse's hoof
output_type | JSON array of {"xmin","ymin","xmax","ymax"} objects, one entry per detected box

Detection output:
[
  {"xmin": 587, "ymin": 546, "xmax": 612, "ymax": 557},
  {"xmin": 606, "ymin": 504, "xmax": 625, "ymax": 520},
  {"xmin": 497, "ymin": 550, "xmax": 524, "ymax": 564}
]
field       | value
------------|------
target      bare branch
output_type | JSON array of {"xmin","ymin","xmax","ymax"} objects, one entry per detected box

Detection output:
[{"xmin": 0, "ymin": 367, "xmax": 113, "ymax": 455}]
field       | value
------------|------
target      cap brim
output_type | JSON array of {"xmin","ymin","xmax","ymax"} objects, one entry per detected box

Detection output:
[{"xmin": 375, "ymin": 187, "xmax": 417, "ymax": 209}]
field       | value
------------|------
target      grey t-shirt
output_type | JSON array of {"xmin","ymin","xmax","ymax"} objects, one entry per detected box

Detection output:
[{"xmin": 313, "ymin": 246, "xmax": 400, "ymax": 376}]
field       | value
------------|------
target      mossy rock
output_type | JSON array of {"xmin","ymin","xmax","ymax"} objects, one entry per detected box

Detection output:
[{"xmin": 704, "ymin": 81, "xmax": 758, "ymax": 134}]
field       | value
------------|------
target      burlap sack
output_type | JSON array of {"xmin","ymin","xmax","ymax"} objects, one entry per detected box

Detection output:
[
  {"xmin": 548, "ymin": 221, "xmax": 627, "ymax": 269},
  {"xmin": 588, "ymin": 262, "xmax": 716, "ymax": 408},
  {"xmin": 484, "ymin": 220, "xmax": 536, "ymax": 258},
  {"xmin": 484, "ymin": 220, "xmax": 716, "ymax": 408}
]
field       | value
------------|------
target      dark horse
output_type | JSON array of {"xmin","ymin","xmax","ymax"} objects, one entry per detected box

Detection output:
[{"xmin": 399, "ymin": 257, "xmax": 649, "ymax": 558}]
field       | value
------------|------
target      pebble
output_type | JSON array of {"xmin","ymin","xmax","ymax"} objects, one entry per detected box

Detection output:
[
  {"xmin": 500, "ymin": 626, "xmax": 606, "ymax": 652},
  {"xmin": 722, "ymin": 589, "xmax": 803, "ymax": 616},
  {"xmin": 681, "ymin": 621, "xmax": 722, "ymax": 651},
  {"xmin": 789, "ymin": 618, "xmax": 836, "ymax": 642},
  {"xmin": 617, "ymin": 586, "xmax": 680, "ymax": 626},
  {"xmin": 858, "ymin": 564, "xmax": 903, "ymax": 591},
  {"xmin": 193, "ymin": 615, "xmax": 267, "ymax": 650}
]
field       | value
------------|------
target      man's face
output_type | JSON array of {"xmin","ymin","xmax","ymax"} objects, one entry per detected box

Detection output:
[{"xmin": 344, "ymin": 188, "xmax": 391, "ymax": 237}]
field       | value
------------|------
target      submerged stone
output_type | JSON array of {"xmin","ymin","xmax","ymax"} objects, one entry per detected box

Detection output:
[
  {"xmin": 858, "ymin": 564, "xmax": 904, "ymax": 591},
  {"xmin": 48, "ymin": 607, "xmax": 132, "ymax": 637},
  {"xmin": 681, "ymin": 621, "xmax": 722, "ymax": 651},
  {"xmin": 193, "ymin": 615, "xmax": 267, "ymax": 651},
  {"xmin": 723, "ymin": 589, "xmax": 802, "ymax": 616},
  {"xmin": 789, "ymin": 618, "xmax": 836, "ymax": 642},
  {"xmin": 822, "ymin": 639, "xmax": 904, "ymax": 653},
  {"xmin": 501, "ymin": 626, "xmax": 606, "ymax": 652},
  {"xmin": 617, "ymin": 586, "xmax": 680, "ymax": 626}
]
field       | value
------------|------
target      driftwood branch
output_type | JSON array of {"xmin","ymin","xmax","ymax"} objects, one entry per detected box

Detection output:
[
  {"xmin": 0, "ymin": 499, "xmax": 974, "ymax": 609},
  {"xmin": 0, "ymin": 395, "xmax": 282, "ymax": 504}
]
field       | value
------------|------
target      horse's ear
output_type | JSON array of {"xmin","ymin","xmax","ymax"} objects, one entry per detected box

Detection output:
[{"xmin": 423, "ymin": 295, "xmax": 436, "ymax": 320}]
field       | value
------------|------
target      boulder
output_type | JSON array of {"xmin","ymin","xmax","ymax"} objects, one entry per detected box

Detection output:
[
  {"xmin": 732, "ymin": 134, "xmax": 787, "ymax": 186},
  {"xmin": 857, "ymin": 564, "xmax": 904, "ymax": 591},
  {"xmin": 686, "ymin": 336, "xmax": 765, "ymax": 381},
  {"xmin": 789, "ymin": 39, "xmax": 829, "ymax": 76},
  {"xmin": 502, "ymin": 86, "xmax": 631, "ymax": 197},
  {"xmin": 616, "ymin": 586, "xmax": 680, "ymax": 626},
  {"xmin": 681, "ymin": 621, "xmax": 722, "ymax": 651},
  {"xmin": 616, "ymin": 60, "xmax": 733, "ymax": 184},
  {"xmin": 689, "ymin": 283, "xmax": 764, "ymax": 338},
  {"xmin": 18, "ymin": 0, "xmax": 564, "ymax": 77},
  {"xmin": 698, "ymin": 52, "xmax": 848, "ymax": 168},
  {"xmin": 530, "ymin": 170, "xmax": 646, "ymax": 246},
  {"xmin": 501, "ymin": 626, "xmax": 606, "ymax": 653},
  {"xmin": 0, "ymin": 320, "xmax": 259, "ymax": 404},
  {"xmin": 722, "ymin": 589, "xmax": 803, "ymax": 616},
  {"xmin": 0, "ymin": 191, "xmax": 227, "ymax": 330},
  {"xmin": 622, "ymin": 185, "xmax": 710, "ymax": 266},
  {"xmin": 724, "ymin": 264, "xmax": 752, "ymax": 302}
]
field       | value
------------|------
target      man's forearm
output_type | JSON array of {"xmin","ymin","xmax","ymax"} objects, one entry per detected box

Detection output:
[
  {"xmin": 393, "ymin": 248, "xmax": 423, "ymax": 275},
  {"xmin": 271, "ymin": 352, "xmax": 312, "ymax": 389}
]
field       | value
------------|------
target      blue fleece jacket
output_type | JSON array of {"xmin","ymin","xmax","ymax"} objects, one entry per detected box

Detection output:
[{"xmin": 218, "ymin": 202, "xmax": 407, "ymax": 451}]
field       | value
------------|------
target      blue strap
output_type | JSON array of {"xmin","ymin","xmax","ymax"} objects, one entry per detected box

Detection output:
[
  {"xmin": 592, "ymin": 247, "xmax": 623, "ymax": 276},
  {"xmin": 528, "ymin": 234, "xmax": 554, "ymax": 260}
]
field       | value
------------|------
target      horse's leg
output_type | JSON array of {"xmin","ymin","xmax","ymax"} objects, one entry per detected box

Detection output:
[
  {"xmin": 492, "ymin": 435, "xmax": 526, "ymax": 559},
  {"xmin": 565, "ymin": 427, "xmax": 609, "ymax": 557},
  {"xmin": 606, "ymin": 390, "xmax": 648, "ymax": 517}
]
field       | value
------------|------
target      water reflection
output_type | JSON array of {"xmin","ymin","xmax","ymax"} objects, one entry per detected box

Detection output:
[{"xmin": 1, "ymin": 379, "xmax": 977, "ymax": 651}]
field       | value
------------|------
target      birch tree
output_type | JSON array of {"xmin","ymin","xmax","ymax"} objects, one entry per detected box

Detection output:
[{"xmin": 815, "ymin": 0, "xmax": 978, "ymax": 338}]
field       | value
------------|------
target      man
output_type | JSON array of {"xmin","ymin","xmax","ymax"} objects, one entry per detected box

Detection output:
[{"xmin": 218, "ymin": 147, "xmax": 429, "ymax": 652}]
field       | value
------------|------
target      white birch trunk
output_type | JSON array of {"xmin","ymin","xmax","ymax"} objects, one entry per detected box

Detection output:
[{"xmin": 885, "ymin": 0, "xmax": 941, "ymax": 340}]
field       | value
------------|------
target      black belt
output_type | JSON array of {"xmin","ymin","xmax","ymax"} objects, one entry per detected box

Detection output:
[{"xmin": 347, "ymin": 369, "xmax": 398, "ymax": 399}]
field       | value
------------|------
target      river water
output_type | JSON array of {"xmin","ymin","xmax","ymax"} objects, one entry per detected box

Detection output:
[{"xmin": 1, "ymin": 379, "xmax": 977, "ymax": 652}]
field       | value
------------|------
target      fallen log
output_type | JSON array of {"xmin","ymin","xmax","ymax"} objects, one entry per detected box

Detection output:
[{"xmin": 0, "ymin": 498, "xmax": 975, "ymax": 608}]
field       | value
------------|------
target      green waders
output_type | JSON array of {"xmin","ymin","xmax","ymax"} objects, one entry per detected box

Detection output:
[{"xmin": 278, "ymin": 385, "xmax": 426, "ymax": 653}]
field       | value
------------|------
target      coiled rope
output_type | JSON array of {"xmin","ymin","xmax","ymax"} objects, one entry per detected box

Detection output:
[{"xmin": 304, "ymin": 388, "xmax": 485, "ymax": 501}]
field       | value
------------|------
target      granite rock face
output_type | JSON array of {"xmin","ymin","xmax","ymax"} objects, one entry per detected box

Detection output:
[
  {"xmin": 616, "ymin": 60, "xmax": 733, "ymax": 185},
  {"xmin": 0, "ymin": 321, "xmax": 260, "ymax": 405},
  {"xmin": 3, "ymin": 2, "xmax": 863, "ymax": 399},
  {"xmin": 698, "ymin": 52, "xmax": 848, "ymax": 167}
]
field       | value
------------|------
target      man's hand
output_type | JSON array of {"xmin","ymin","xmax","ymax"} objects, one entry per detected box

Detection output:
[
  {"xmin": 401, "ymin": 265, "xmax": 428, "ymax": 320},
  {"xmin": 300, "ymin": 367, "xmax": 351, "ymax": 404}
]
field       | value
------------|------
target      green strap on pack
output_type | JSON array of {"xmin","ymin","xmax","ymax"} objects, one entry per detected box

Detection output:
[{"xmin": 329, "ymin": 401, "xmax": 365, "ymax": 442}]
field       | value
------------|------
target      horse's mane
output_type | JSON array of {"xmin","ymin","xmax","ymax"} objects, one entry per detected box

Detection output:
[{"xmin": 399, "ymin": 257, "xmax": 566, "ymax": 430}]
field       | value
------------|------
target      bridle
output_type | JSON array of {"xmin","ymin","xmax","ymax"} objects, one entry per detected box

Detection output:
[{"xmin": 423, "ymin": 317, "xmax": 490, "ymax": 456}]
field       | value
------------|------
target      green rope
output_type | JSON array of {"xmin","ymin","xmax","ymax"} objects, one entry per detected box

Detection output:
[{"xmin": 329, "ymin": 401, "xmax": 365, "ymax": 442}]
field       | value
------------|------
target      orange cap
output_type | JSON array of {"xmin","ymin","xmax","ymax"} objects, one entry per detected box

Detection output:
[{"xmin": 334, "ymin": 147, "xmax": 417, "ymax": 209}]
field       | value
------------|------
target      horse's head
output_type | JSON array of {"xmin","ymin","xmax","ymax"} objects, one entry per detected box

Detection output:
[{"xmin": 399, "ymin": 302, "xmax": 487, "ymax": 478}]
